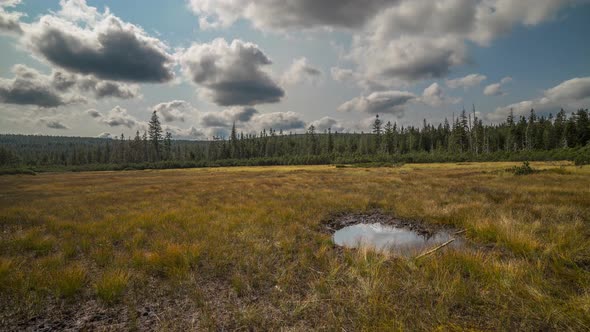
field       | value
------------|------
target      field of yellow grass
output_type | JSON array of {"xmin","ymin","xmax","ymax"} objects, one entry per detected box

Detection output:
[{"xmin": 1, "ymin": 162, "xmax": 589, "ymax": 330}]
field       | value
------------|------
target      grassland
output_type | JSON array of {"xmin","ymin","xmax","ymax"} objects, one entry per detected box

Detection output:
[{"xmin": 0, "ymin": 162, "xmax": 589, "ymax": 330}]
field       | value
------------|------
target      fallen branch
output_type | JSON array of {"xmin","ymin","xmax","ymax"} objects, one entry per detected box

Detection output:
[
  {"xmin": 453, "ymin": 229, "xmax": 467, "ymax": 235},
  {"xmin": 414, "ymin": 239, "xmax": 455, "ymax": 260}
]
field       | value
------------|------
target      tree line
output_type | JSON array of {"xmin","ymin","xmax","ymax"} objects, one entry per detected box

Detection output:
[{"xmin": 1, "ymin": 108, "xmax": 589, "ymax": 170}]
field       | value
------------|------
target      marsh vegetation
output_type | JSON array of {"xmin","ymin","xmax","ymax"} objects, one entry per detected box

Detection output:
[{"xmin": 0, "ymin": 162, "xmax": 589, "ymax": 330}]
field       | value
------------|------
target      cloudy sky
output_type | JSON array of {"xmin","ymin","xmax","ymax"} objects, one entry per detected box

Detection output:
[{"xmin": 0, "ymin": 0, "xmax": 589, "ymax": 139}]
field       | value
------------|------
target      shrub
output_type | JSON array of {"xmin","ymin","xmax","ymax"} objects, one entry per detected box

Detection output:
[{"xmin": 511, "ymin": 161, "xmax": 536, "ymax": 175}]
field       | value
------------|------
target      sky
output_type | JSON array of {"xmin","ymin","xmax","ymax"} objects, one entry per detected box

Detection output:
[{"xmin": 0, "ymin": 0, "xmax": 589, "ymax": 139}]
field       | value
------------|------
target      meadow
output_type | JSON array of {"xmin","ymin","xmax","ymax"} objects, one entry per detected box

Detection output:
[{"xmin": 0, "ymin": 162, "xmax": 589, "ymax": 330}]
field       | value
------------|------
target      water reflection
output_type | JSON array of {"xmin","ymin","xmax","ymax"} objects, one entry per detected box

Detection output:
[{"xmin": 333, "ymin": 223, "xmax": 461, "ymax": 256}]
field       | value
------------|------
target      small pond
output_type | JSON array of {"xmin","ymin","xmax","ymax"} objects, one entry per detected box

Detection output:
[{"xmin": 333, "ymin": 222, "xmax": 462, "ymax": 256}]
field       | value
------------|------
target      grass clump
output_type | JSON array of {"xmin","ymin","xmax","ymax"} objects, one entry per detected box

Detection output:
[
  {"xmin": 53, "ymin": 264, "xmax": 87, "ymax": 298},
  {"xmin": 511, "ymin": 161, "xmax": 536, "ymax": 175},
  {"xmin": 94, "ymin": 270, "xmax": 130, "ymax": 304}
]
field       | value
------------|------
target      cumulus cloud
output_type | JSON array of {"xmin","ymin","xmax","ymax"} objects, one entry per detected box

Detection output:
[
  {"xmin": 337, "ymin": 90, "xmax": 416, "ymax": 115},
  {"xmin": 0, "ymin": 4, "xmax": 23, "ymax": 35},
  {"xmin": 23, "ymin": 0, "xmax": 175, "ymax": 83},
  {"xmin": 330, "ymin": 67, "xmax": 356, "ymax": 83},
  {"xmin": 194, "ymin": 0, "xmax": 579, "ymax": 86},
  {"xmin": 487, "ymin": 77, "xmax": 590, "ymax": 121},
  {"xmin": 38, "ymin": 117, "xmax": 69, "ymax": 130},
  {"xmin": 0, "ymin": 63, "xmax": 141, "ymax": 108},
  {"xmin": 152, "ymin": 100, "xmax": 193, "ymax": 123},
  {"xmin": 281, "ymin": 57, "xmax": 322, "ymax": 85},
  {"xmin": 50, "ymin": 70, "xmax": 140, "ymax": 100},
  {"xmin": 97, "ymin": 132, "xmax": 111, "ymax": 138},
  {"xmin": 197, "ymin": 107, "xmax": 304, "ymax": 135},
  {"xmin": 484, "ymin": 76, "xmax": 512, "ymax": 96},
  {"xmin": 188, "ymin": 0, "xmax": 396, "ymax": 30},
  {"xmin": 92, "ymin": 106, "xmax": 138, "ymax": 128},
  {"xmin": 200, "ymin": 106, "xmax": 259, "ymax": 127},
  {"xmin": 0, "ymin": 64, "xmax": 77, "ymax": 107},
  {"xmin": 162, "ymin": 124, "xmax": 207, "ymax": 140},
  {"xmin": 420, "ymin": 82, "xmax": 461, "ymax": 106},
  {"xmin": 330, "ymin": 67, "xmax": 391, "ymax": 92},
  {"xmin": 0, "ymin": 0, "xmax": 22, "ymax": 6},
  {"xmin": 251, "ymin": 111, "xmax": 306, "ymax": 131},
  {"xmin": 350, "ymin": 34, "xmax": 467, "ymax": 83},
  {"xmin": 76, "ymin": 76, "xmax": 141, "ymax": 99},
  {"xmin": 355, "ymin": 0, "xmax": 579, "ymax": 84},
  {"xmin": 188, "ymin": 0, "xmax": 580, "ymax": 88},
  {"xmin": 57, "ymin": 0, "xmax": 100, "ymax": 24},
  {"xmin": 180, "ymin": 38, "xmax": 284, "ymax": 106},
  {"xmin": 86, "ymin": 108, "xmax": 101, "ymax": 118},
  {"xmin": 468, "ymin": 0, "xmax": 578, "ymax": 46},
  {"xmin": 309, "ymin": 116, "xmax": 346, "ymax": 132},
  {"xmin": 446, "ymin": 73, "xmax": 487, "ymax": 89}
]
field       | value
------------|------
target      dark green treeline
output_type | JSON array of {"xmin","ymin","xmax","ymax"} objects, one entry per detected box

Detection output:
[{"xmin": 1, "ymin": 108, "xmax": 589, "ymax": 169}]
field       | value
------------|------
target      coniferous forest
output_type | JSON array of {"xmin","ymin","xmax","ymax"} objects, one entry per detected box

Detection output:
[{"xmin": 1, "ymin": 108, "xmax": 589, "ymax": 172}]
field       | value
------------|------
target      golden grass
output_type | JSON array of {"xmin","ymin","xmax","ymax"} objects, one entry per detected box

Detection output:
[
  {"xmin": 94, "ymin": 269, "xmax": 130, "ymax": 304},
  {"xmin": 0, "ymin": 161, "xmax": 589, "ymax": 330}
]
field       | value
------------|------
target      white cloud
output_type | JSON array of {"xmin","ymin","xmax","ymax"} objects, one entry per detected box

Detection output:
[
  {"xmin": 420, "ymin": 82, "xmax": 461, "ymax": 106},
  {"xmin": 0, "ymin": 5, "xmax": 23, "ymax": 35},
  {"xmin": 92, "ymin": 106, "xmax": 138, "ymax": 128},
  {"xmin": 330, "ymin": 67, "xmax": 356, "ymax": 82},
  {"xmin": 200, "ymin": 106, "xmax": 259, "ymax": 127},
  {"xmin": 484, "ymin": 76, "xmax": 512, "ymax": 96},
  {"xmin": 250, "ymin": 111, "xmax": 306, "ymax": 131},
  {"xmin": 309, "ymin": 116, "xmax": 346, "ymax": 132},
  {"xmin": 179, "ymin": 38, "xmax": 284, "ymax": 106},
  {"xmin": 446, "ymin": 73, "xmax": 487, "ymax": 89},
  {"xmin": 338, "ymin": 90, "xmax": 417, "ymax": 115},
  {"xmin": 23, "ymin": 0, "xmax": 175, "ymax": 83},
  {"xmin": 281, "ymin": 57, "xmax": 322, "ymax": 85},
  {"xmin": 487, "ymin": 77, "xmax": 590, "ymax": 121},
  {"xmin": 191, "ymin": 0, "xmax": 580, "ymax": 86},
  {"xmin": 188, "ymin": 0, "xmax": 395, "ymax": 30},
  {"xmin": 0, "ymin": 65, "xmax": 81, "ymax": 107},
  {"xmin": 38, "ymin": 117, "xmax": 69, "ymax": 130},
  {"xmin": 152, "ymin": 100, "xmax": 193, "ymax": 123}
]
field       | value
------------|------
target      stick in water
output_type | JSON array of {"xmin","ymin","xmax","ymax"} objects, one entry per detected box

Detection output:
[{"xmin": 415, "ymin": 239, "xmax": 455, "ymax": 260}]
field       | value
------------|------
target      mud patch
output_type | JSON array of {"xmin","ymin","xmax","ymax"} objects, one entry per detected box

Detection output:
[{"xmin": 325, "ymin": 211, "xmax": 464, "ymax": 257}]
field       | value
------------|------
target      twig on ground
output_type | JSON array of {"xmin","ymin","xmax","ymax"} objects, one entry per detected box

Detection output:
[{"xmin": 415, "ymin": 239, "xmax": 455, "ymax": 260}]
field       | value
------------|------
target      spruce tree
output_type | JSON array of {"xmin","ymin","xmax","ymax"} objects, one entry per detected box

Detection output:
[
  {"xmin": 164, "ymin": 132, "xmax": 172, "ymax": 160},
  {"xmin": 148, "ymin": 111, "xmax": 163, "ymax": 160},
  {"xmin": 372, "ymin": 114, "xmax": 383, "ymax": 152}
]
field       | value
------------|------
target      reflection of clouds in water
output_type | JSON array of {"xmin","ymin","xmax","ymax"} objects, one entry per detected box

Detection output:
[{"xmin": 333, "ymin": 223, "xmax": 458, "ymax": 255}]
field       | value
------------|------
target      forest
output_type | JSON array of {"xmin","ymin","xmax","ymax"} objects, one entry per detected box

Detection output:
[{"xmin": 1, "ymin": 108, "xmax": 589, "ymax": 172}]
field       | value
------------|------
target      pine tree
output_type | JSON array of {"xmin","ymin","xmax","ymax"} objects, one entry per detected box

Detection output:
[
  {"xmin": 372, "ymin": 114, "xmax": 383, "ymax": 152},
  {"xmin": 230, "ymin": 122, "xmax": 238, "ymax": 158},
  {"xmin": 327, "ymin": 127, "xmax": 334, "ymax": 153},
  {"xmin": 164, "ymin": 132, "xmax": 172, "ymax": 160},
  {"xmin": 306, "ymin": 125, "xmax": 318, "ymax": 155},
  {"xmin": 576, "ymin": 109, "xmax": 589, "ymax": 146},
  {"xmin": 142, "ymin": 131, "xmax": 149, "ymax": 162},
  {"xmin": 526, "ymin": 109, "xmax": 537, "ymax": 150},
  {"xmin": 384, "ymin": 121, "xmax": 394, "ymax": 154},
  {"xmin": 148, "ymin": 111, "xmax": 163, "ymax": 160}
]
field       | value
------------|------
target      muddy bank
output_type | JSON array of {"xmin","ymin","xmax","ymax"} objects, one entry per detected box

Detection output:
[{"xmin": 323, "ymin": 210, "xmax": 458, "ymax": 237}]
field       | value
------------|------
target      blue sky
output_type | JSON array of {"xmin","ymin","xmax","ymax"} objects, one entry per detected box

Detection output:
[{"xmin": 0, "ymin": 0, "xmax": 589, "ymax": 138}]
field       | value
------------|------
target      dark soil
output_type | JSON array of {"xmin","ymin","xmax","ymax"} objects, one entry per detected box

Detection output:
[{"xmin": 323, "ymin": 210, "xmax": 459, "ymax": 238}]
